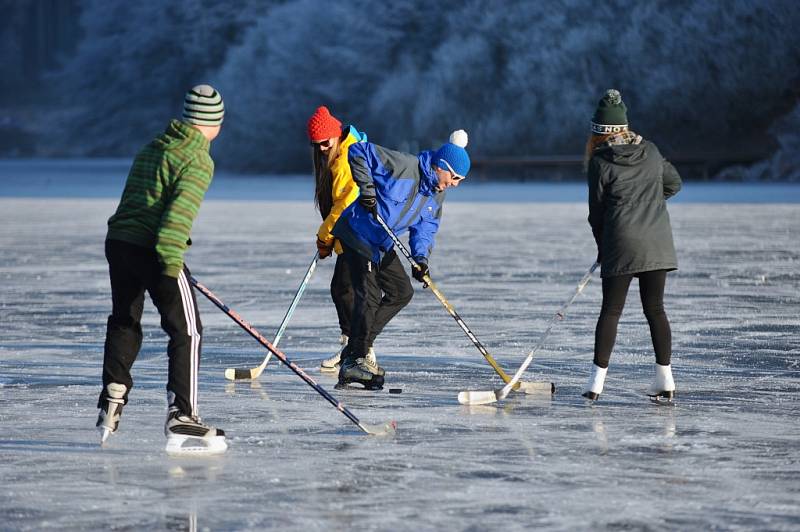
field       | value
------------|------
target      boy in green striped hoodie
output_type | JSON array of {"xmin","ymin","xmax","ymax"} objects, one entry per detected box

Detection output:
[{"xmin": 97, "ymin": 84, "xmax": 227, "ymax": 455}]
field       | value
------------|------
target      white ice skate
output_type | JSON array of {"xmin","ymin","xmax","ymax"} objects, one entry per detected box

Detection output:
[
  {"xmin": 647, "ymin": 363, "xmax": 676, "ymax": 404},
  {"xmin": 582, "ymin": 364, "xmax": 607, "ymax": 401},
  {"xmin": 97, "ymin": 382, "xmax": 127, "ymax": 445},
  {"xmin": 320, "ymin": 334, "xmax": 348, "ymax": 373},
  {"xmin": 164, "ymin": 410, "xmax": 227, "ymax": 456}
]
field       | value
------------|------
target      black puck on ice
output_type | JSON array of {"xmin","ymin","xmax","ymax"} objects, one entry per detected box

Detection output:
[{"xmin": 388, "ymin": 388, "xmax": 402, "ymax": 394}]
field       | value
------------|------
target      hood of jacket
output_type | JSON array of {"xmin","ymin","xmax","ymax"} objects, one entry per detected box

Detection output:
[
  {"xmin": 417, "ymin": 150, "xmax": 439, "ymax": 196},
  {"xmin": 595, "ymin": 141, "xmax": 650, "ymax": 167},
  {"xmin": 151, "ymin": 119, "xmax": 210, "ymax": 153}
]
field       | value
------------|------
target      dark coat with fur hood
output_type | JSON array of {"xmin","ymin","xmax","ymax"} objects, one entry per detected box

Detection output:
[{"xmin": 587, "ymin": 138, "xmax": 681, "ymax": 278}]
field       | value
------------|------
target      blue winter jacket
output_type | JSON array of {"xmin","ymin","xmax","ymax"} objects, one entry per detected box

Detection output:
[{"xmin": 332, "ymin": 142, "xmax": 445, "ymax": 264}]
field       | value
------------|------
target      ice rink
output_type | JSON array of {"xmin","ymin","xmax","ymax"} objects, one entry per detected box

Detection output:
[{"xmin": 1, "ymin": 164, "xmax": 799, "ymax": 530}]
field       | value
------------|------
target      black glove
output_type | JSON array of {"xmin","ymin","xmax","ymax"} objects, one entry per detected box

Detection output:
[
  {"xmin": 359, "ymin": 195, "xmax": 377, "ymax": 216},
  {"xmin": 412, "ymin": 258, "xmax": 429, "ymax": 284},
  {"xmin": 595, "ymin": 248, "xmax": 602, "ymax": 265}
]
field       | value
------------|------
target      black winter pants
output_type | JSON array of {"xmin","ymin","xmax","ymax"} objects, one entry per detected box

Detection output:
[
  {"xmin": 593, "ymin": 269, "xmax": 672, "ymax": 368},
  {"xmin": 100, "ymin": 239, "xmax": 202, "ymax": 417},
  {"xmin": 331, "ymin": 253, "xmax": 354, "ymax": 337},
  {"xmin": 342, "ymin": 245, "xmax": 414, "ymax": 361}
]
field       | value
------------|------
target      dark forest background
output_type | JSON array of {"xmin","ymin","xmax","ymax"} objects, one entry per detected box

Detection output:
[{"xmin": 2, "ymin": 0, "xmax": 799, "ymax": 180}]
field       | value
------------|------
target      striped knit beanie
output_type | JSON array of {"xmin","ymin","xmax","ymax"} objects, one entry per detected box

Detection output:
[
  {"xmin": 591, "ymin": 89, "xmax": 627, "ymax": 134},
  {"xmin": 183, "ymin": 84, "xmax": 224, "ymax": 126}
]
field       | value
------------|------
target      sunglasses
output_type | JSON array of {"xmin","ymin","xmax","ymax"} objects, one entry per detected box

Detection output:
[
  {"xmin": 439, "ymin": 159, "xmax": 465, "ymax": 181},
  {"xmin": 311, "ymin": 138, "xmax": 336, "ymax": 149}
]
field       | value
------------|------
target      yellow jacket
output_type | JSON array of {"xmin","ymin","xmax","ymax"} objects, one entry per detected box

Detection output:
[{"xmin": 317, "ymin": 126, "xmax": 366, "ymax": 254}]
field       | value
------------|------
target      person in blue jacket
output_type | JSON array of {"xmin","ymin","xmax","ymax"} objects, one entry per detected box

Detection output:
[{"xmin": 332, "ymin": 130, "xmax": 471, "ymax": 389}]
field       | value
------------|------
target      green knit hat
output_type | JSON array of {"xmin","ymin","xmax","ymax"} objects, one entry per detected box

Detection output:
[
  {"xmin": 182, "ymin": 84, "xmax": 224, "ymax": 126},
  {"xmin": 591, "ymin": 89, "xmax": 628, "ymax": 134}
]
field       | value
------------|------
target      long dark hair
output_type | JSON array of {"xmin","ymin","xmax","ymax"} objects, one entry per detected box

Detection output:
[{"xmin": 312, "ymin": 135, "xmax": 341, "ymax": 219}]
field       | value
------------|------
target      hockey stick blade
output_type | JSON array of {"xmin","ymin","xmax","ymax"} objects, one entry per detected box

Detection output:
[
  {"xmin": 360, "ymin": 420, "xmax": 397, "ymax": 436},
  {"xmin": 458, "ymin": 380, "xmax": 552, "ymax": 406},
  {"xmin": 459, "ymin": 263, "xmax": 598, "ymax": 406},
  {"xmin": 224, "ymin": 364, "xmax": 265, "ymax": 381},
  {"xmin": 457, "ymin": 389, "xmax": 502, "ymax": 406},
  {"xmin": 516, "ymin": 381, "xmax": 556, "ymax": 394}
]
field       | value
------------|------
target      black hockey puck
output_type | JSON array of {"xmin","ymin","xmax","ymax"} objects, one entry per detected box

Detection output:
[{"xmin": 388, "ymin": 388, "xmax": 402, "ymax": 394}]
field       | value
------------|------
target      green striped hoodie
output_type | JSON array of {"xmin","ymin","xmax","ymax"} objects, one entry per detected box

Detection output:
[{"xmin": 107, "ymin": 119, "xmax": 214, "ymax": 277}]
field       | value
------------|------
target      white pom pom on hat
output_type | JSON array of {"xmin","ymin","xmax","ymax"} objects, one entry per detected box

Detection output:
[{"xmin": 449, "ymin": 129, "xmax": 468, "ymax": 148}]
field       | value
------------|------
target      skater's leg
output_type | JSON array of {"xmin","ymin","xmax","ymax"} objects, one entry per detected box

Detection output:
[
  {"xmin": 638, "ymin": 269, "xmax": 671, "ymax": 366},
  {"xmin": 331, "ymin": 254, "xmax": 354, "ymax": 338},
  {"xmin": 593, "ymin": 274, "xmax": 633, "ymax": 368},
  {"xmin": 320, "ymin": 254, "xmax": 354, "ymax": 371},
  {"xmin": 101, "ymin": 239, "xmax": 146, "ymax": 404},
  {"xmin": 341, "ymin": 247, "xmax": 380, "ymax": 361},
  {"xmin": 366, "ymin": 250, "xmax": 414, "ymax": 347},
  {"xmin": 149, "ymin": 265, "xmax": 202, "ymax": 417},
  {"xmin": 639, "ymin": 269, "xmax": 675, "ymax": 399},
  {"xmin": 337, "ymin": 247, "xmax": 385, "ymax": 388}
]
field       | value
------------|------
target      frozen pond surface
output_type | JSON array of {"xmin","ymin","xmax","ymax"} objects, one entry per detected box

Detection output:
[{"xmin": 1, "ymin": 165, "xmax": 799, "ymax": 530}]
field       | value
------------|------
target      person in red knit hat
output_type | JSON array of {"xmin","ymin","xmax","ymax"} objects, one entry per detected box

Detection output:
[{"xmin": 305, "ymin": 106, "xmax": 378, "ymax": 374}]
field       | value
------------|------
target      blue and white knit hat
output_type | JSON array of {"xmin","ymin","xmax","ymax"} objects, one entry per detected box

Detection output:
[
  {"xmin": 183, "ymin": 84, "xmax": 224, "ymax": 126},
  {"xmin": 433, "ymin": 130, "xmax": 470, "ymax": 178}
]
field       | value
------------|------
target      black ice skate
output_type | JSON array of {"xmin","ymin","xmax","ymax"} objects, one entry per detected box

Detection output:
[
  {"xmin": 97, "ymin": 382, "xmax": 127, "ymax": 445},
  {"xmin": 164, "ymin": 410, "xmax": 227, "ymax": 456},
  {"xmin": 336, "ymin": 358, "xmax": 385, "ymax": 390}
]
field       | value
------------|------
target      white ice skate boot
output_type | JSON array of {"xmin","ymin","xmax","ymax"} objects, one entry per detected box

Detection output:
[
  {"xmin": 647, "ymin": 363, "xmax": 676, "ymax": 403},
  {"xmin": 164, "ymin": 410, "xmax": 227, "ymax": 456},
  {"xmin": 582, "ymin": 364, "xmax": 607, "ymax": 401},
  {"xmin": 320, "ymin": 334, "xmax": 348, "ymax": 373},
  {"xmin": 97, "ymin": 382, "xmax": 127, "ymax": 445}
]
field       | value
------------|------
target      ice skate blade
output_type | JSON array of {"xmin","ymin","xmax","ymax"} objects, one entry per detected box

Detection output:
[
  {"xmin": 361, "ymin": 420, "xmax": 397, "ymax": 436},
  {"xmin": 517, "ymin": 381, "xmax": 555, "ymax": 395},
  {"xmin": 334, "ymin": 381, "xmax": 384, "ymax": 391},
  {"xmin": 320, "ymin": 365, "xmax": 340, "ymax": 373},
  {"xmin": 648, "ymin": 392, "xmax": 675, "ymax": 406},
  {"xmin": 165, "ymin": 435, "xmax": 228, "ymax": 456},
  {"xmin": 582, "ymin": 391, "xmax": 600, "ymax": 401},
  {"xmin": 98, "ymin": 426, "xmax": 113, "ymax": 445}
]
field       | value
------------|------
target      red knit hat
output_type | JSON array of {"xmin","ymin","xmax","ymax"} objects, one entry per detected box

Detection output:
[{"xmin": 307, "ymin": 106, "xmax": 342, "ymax": 142}]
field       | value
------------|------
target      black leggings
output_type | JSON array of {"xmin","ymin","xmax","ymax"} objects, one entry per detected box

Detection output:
[{"xmin": 594, "ymin": 270, "xmax": 671, "ymax": 368}]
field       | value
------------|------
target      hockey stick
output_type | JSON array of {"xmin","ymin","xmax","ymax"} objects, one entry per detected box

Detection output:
[
  {"xmin": 224, "ymin": 252, "xmax": 319, "ymax": 380},
  {"xmin": 190, "ymin": 276, "xmax": 396, "ymax": 436},
  {"xmin": 373, "ymin": 213, "xmax": 552, "ymax": 395},
  {"xmin": 458, "ymin": 262, "xmax": 599, "ymax": 405}
]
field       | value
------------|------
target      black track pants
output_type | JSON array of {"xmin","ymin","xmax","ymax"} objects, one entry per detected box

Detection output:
[
  {"xmin": 331, "ymin": 253, "xmax": 354, "ymax": 337},
  {"xmin": 342, "ymin": 246, "xmax": 413, "ymax": 361},
  {"xmin": 593, "ymin": 269, "xmax": 672, "ymax": 368},
  {"xmin": 100, "ymin": 239, "xmax": 202, "ymax": 417}
]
